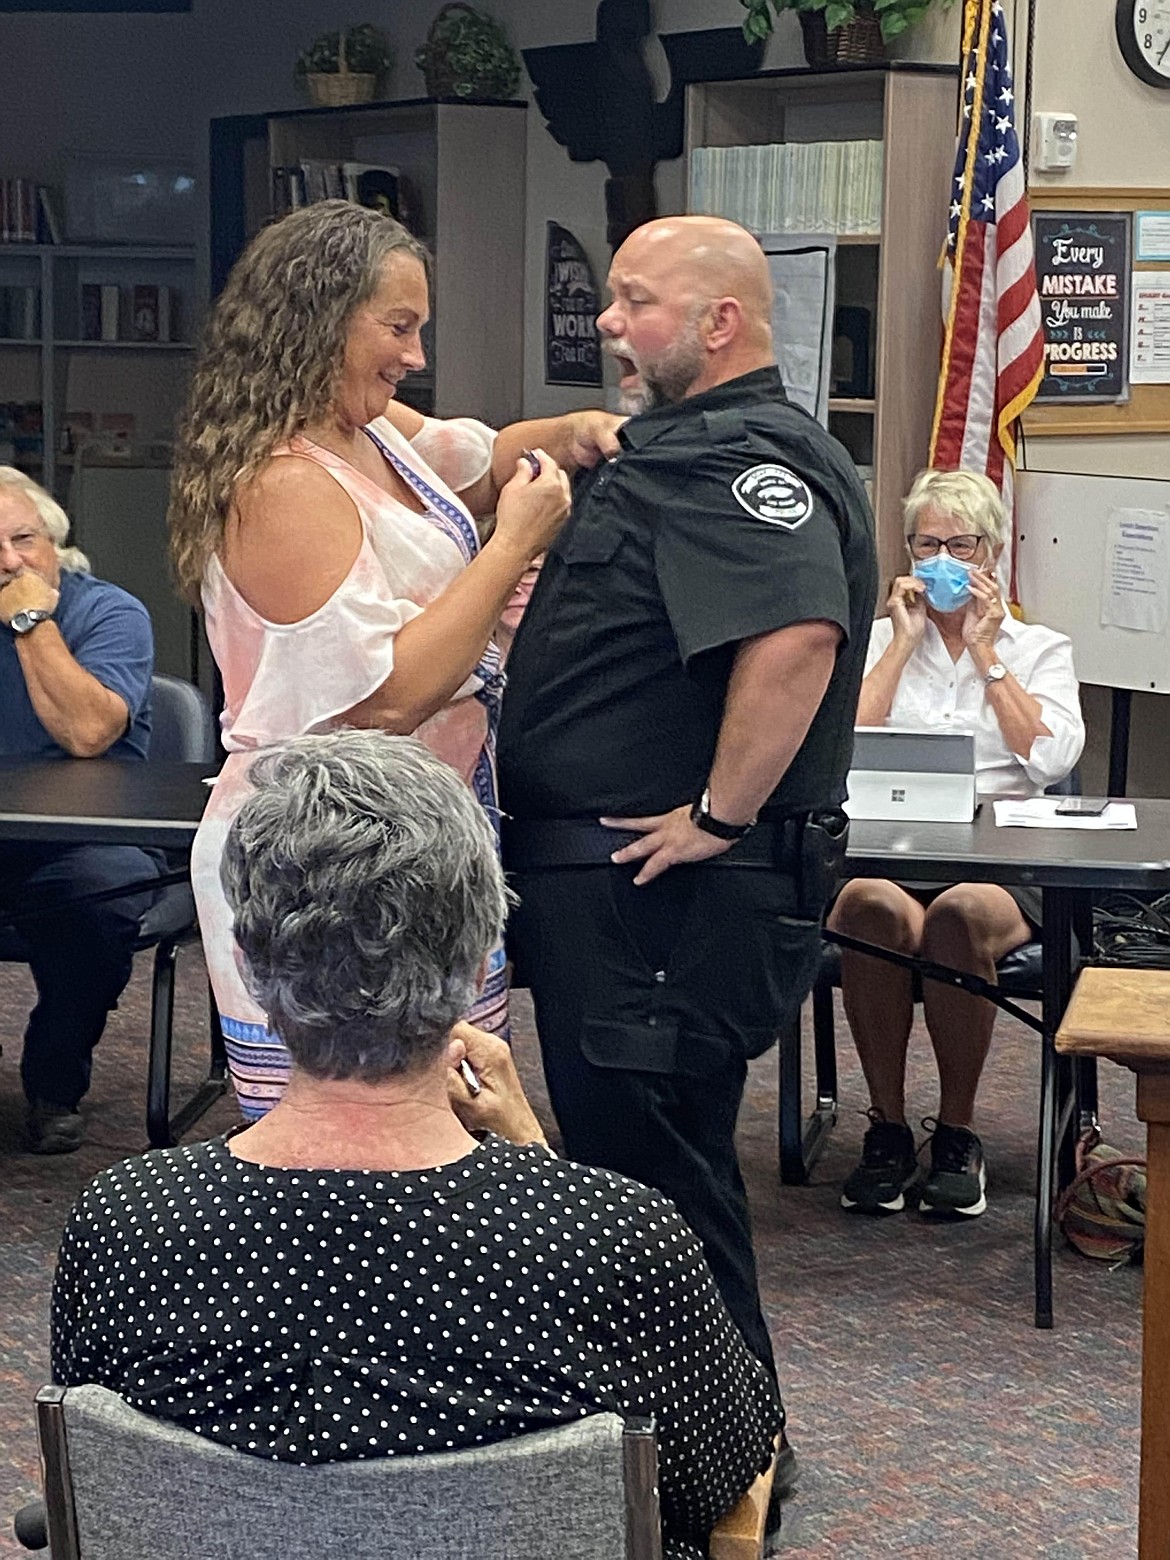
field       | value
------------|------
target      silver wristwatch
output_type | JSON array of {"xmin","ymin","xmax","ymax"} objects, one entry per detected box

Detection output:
[
  {"xmin": 983, "ymin": 661, "xmax": 1008, "ymax": 685},
  {"xmin": 10, "ymin": 608, "xmax": 53, "ymax": 635}
]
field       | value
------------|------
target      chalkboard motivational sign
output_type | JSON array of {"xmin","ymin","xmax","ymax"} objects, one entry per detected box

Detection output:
[
  {"xmin": 1033, "ymin": 212, "xmax": 1131, "ymax": 403},
  {"xmin": 545, "ymin": 223, "xmax": 603, "ymax": 388}
]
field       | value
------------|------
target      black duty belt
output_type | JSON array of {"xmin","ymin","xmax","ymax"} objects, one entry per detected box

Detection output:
[{"xmin": 501, "ymin": 814, "xmax": 809, "ymax": 872}]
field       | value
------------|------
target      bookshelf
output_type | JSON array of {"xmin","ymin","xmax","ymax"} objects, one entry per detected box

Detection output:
[
  {"xmin": 0, "ymin": 243, "xmax": 196, "ymax": 493},
  {"xmin": 209, "ymin": 96, "xmax": 528, "ymax": 426},
  {"xmin": 685, "ymin": 63, "xmax": 959, "ymax": 587}
]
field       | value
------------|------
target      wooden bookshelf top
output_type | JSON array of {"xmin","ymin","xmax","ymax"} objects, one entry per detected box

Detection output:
[{"xmin": 258, "ymin": 96, "xmax": 528, "ymax": 125}]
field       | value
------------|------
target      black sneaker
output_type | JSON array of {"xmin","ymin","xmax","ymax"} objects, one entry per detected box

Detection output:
[
  {"xmin": 26, "ymin": 1100, "xmax": 84, "ymax": 1155},
  {"xmin": 840, "ymin": 1111, "xmax": 919, "ymax": 1214},
  {"xmin": 920, "ymin": 1120, "xmax": 987, "ymax": 1217}
]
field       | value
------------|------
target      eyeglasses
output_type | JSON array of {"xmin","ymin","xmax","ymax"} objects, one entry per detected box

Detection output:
[
  {"xmin": 0, "ymin": 528, "xmax": 49, "ymax": 555},
  {"xmin": 908, "ymin": 533, "xmax": 983, "ymax": 562}
]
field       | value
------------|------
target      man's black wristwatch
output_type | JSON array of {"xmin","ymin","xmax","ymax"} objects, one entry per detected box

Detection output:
[{"xmin": 690, "ymin": 787, "xmax": 755, "ymax": 841}]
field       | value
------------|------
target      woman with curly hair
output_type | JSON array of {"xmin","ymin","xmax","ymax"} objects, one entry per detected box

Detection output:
[{"xmin": 170, "ymin": 200, "xmax": 615, "ymax": 1120}]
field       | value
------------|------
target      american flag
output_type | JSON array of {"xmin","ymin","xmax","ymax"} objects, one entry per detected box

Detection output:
[{"xmin": 928, "ymin": 0, "xmax": 1043, "ymax": 601}]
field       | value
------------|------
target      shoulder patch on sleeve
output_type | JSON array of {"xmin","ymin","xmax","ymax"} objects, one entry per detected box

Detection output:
[{"xmin": 731, "ymin": 464, "xmax": 814, "ymax": 530}]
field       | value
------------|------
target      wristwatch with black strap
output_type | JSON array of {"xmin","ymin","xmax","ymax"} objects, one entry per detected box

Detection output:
[
  {"xmin": 690, "ymin": 786, "xmax": 756, "ymax": 841},
  {"xmin": 10, "ymin": 607, "xmax": 53, "ymax": 636}
]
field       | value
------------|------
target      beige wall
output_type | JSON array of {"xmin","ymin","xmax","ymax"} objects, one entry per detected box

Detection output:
[{"xmin": 1018, "ymin": 0, "xmax": 1170, "ymax": 793}]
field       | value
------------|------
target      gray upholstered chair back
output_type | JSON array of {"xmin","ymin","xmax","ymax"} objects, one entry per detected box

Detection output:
[
  {"xmin": 34, "ymin": 1384, "xmax": 660, "ymax": 1560},
  {"xmin": 148, "ymin": 675, "xmax": 216, "ymax": 766}
]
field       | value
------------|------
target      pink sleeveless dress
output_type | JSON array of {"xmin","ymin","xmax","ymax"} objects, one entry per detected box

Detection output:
[{"xmin": 191, "ymin": 414, "xmax": 509, "ymax": 1120}]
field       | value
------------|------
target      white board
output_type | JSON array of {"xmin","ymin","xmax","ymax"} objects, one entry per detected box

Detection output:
[{"xmin": 1016, "ymin": 470, "xmax": 1170, "ymax": 694}]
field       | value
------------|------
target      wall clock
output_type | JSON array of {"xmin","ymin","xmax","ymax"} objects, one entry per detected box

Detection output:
[{"xmin": 1116, "ymin": 0, "xmax": 1170, "ymax": 87}]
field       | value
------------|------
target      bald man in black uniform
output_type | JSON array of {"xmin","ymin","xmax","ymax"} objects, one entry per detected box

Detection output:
[{"xmin": 499, "ymin": 217, "xmax": 877, "ymax": 1469}]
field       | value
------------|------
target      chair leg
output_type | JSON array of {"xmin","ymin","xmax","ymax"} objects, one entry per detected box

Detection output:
[
  {"xmin": 34, "ymin": 1388, "xmax": 80, "ymax": 1560},
  {"xmin": 1035, "ymin": 887, "xmax": 1075, "ymax": 1329},
  {"xmin": 622, "ymin": 1418, "xmax": 663, "ymax": 1560},
  {"xmin": 147, "ymin": 940, "xmax": 178, "ymax": 1148},
  {"xmin": 780, "ymin": 977, "xmax": 839, "ymax": 1185},
  {"xmin": 1077, "ymin": 1054, "xmax": 1100, "ymax": 1136},
  {"xmin": 813, "ymin": 977, "xmax": 839, "ymax": 1112},
  {"xmin": 146, "ymin": 945, "xmax": 229, "ymax": 1150},
  {"xmin": 802, "ymin": 976, "xmax": 840, "ymax": 1175},
  {"xmin": 779, "ymin": 1008, "xmax": 807, "ymax": 1185}
]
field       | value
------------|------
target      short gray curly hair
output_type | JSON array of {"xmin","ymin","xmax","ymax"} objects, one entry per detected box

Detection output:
[{"xmin": 220, "ymin": 732, "xmax": 508, "ymax": 1082}]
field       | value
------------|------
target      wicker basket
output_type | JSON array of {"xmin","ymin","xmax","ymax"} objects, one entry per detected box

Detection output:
[
  {"xmin": 306, "ymin": 31, "xmax": 379, "ymax": 107},
  {"xmin": 799, "ymin": 9, "xmax": 886, "ymax": 70},
  {"xmin": 416, "ymin": 2, "xmax": 519, "ymax": 100},
  {"xmin": 834, "ymin": 15, "xmax": 886, "ymax": 63}
]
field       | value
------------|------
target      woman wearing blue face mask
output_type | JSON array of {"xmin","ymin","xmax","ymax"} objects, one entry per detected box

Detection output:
[{"xmin": 828, "ymin": 469, "xmax": 1085, "ymax": 1221}]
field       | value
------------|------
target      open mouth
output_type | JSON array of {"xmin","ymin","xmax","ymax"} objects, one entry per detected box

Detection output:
[{"xmin": 611, "ymin": 353, "xmax": 639, "ymax": 388}]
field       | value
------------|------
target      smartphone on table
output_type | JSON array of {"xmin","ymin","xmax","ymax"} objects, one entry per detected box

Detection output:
[{"xmin": 1054, "ymin": 797, "xmax": 1111, "ymax": 817}]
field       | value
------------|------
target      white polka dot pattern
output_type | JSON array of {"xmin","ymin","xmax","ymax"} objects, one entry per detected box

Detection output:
[{"xmin": 51, "ymin": 1134, "xmax": 781, "ymax": 1560}]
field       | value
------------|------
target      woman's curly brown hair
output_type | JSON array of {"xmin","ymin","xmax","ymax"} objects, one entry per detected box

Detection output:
[{"xmin": 168, "ymin": 200, "xmax": 429, "ymax": 600}]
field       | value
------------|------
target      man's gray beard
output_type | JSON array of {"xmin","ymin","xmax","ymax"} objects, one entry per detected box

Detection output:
[{"xmin": 617, "ymin": 380, "xmax": 659, "ymax": 416}]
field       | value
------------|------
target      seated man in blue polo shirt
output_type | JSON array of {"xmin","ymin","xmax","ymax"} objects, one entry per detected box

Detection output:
[{"xmin": 0, "ymin": 467, "xmax": 159, "ymax": 1153}]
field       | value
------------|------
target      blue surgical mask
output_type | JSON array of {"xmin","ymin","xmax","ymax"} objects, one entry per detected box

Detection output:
[{"xmin": 913, "ymin": 553, "xmax": 974, "ymax": 613}]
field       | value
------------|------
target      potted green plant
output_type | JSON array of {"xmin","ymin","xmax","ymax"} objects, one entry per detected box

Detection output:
[
  {"xmin": 741, "ymin": 0, "xmax": 955, "ymax": 67},
  {"xmin": 295, "ymin": 24, "xmax": 393, "ymax": 107},
  {"xmin": 415, "ymin": 3, "xmax": 521, "ymax": 101}
]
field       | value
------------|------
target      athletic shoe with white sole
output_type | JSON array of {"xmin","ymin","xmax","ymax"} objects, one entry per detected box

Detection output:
[
  {"xmin": 919, "ymin": 1119, "xmax": 987, "ymax": 1217},
  {"xmin": 840, "ymin": 1111, "xmax": 919, "ymax": 1214}
]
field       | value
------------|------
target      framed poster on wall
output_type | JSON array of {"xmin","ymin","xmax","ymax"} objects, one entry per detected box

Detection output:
[
  {"xmin": 1033, "ymin": 211, "xmax": 1131, "ymax": 404},
  {"xmin": 544, "ymin": 223, "xmax": 603, "ymax": 388}
]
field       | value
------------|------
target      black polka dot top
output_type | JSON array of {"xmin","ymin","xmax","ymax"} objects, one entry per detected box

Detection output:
[{"xmin": 52, "ymin": 1133, "xmax": 780, "ymax": 1559}]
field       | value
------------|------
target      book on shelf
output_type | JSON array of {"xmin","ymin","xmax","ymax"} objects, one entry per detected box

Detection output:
[
  {"xmin": 130, "ymin": 284, "xmax": 180, "ymax": 342},
  {"xmin": 0, "ymin": 178, "xmax": 38, "ymax": 244},
  {"xmin": 690, "ymin": 140, "xmax": 883, "ymax": 237},
  {"xmin": 78, "ymin": 283, "xmax": 179, "ymax": 344},
  {"xmin": 37, "ymin": 187, "xmax": 62, "ymax": 245},
  {"xmin": 81, "ymin": 283, "xmax": 102, "ymax": 341},
  {"xmin": 270, "ymin": 161, "xmax": 416, "ymax": 231},
  {"xmin": 131, "ymin": 284, "xmax": 160, "ymax": 341},
  {"xmin": 0, "ymin": 285, "xmax": 40, "ymax": 339},
  {"xmin": 100, "ymin": 284, "xmax": 120, "ymax": 341}
]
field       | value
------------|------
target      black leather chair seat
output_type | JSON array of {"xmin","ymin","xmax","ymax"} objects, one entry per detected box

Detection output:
[{"xmin": 817, "ymin": 934, "xmax": 1044, "ymax": 1000}]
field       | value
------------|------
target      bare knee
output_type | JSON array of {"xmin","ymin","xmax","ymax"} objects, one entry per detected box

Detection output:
[
  {"xmin": 923, "ymin": 884, "xmax": 1029, "ymax": 966},
  {"xmin": 829, "ymin": 879, "xmax": 922, "ymax": 953}
]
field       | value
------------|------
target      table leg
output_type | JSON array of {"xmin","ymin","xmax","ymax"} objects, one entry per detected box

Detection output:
[
  {"xmin": 1137, "ymin": 1073, "xmax": 1170, "ymax": 1560},
  {"xmin": 1035, "ymin": 886, "xmax": 1074, "ymax": 1329}
]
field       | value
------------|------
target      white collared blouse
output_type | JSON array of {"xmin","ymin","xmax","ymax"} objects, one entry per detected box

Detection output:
[{"xmin": 864, "ymin": 612, "xmax": 1086, "ymax": 797}]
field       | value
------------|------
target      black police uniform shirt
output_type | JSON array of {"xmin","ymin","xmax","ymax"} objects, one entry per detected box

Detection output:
[{"xmin": 498, "ymin": 366, "xmax": 878, "ymax": 822}]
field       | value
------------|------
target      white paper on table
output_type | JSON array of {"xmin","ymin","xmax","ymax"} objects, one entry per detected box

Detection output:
[
  {"xmin": 1099, "ymin": 508, "xmax": 1170, "ymax": 634},
  {"xmin": 993, "ymin": 799, "xmax": 1137, "ymax": 830},
  {"xmin": 1130, "ymin": 271, "xmax": 1170, "ymax": 384}
]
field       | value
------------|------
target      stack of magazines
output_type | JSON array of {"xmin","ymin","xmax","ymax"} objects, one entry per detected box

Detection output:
[{"xmin": 690, "ymin": 140, "xmax": 884, "ymax": 236}]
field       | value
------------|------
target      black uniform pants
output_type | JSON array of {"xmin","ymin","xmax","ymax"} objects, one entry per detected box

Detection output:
[
  {"xmin": 510, "ymin": 859, "xmax": 824, "ymax": 1386},
  {"xmin": 0, "ymin": 842, "xmax": 162, "ymax": 1108}
]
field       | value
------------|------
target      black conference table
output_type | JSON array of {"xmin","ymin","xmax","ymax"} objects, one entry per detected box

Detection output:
[
  {"xmin": 0, "ymin": 758, "xmax": 219, "ymax": 1146},
  {"xmin": 0, "ymin": 758, "xmax": 213, "ymax": 849},
  {"xmin": 5, "ymin": 762, "xmax": 1170, "ymax": 1324},
  {"xmin": 836, "ymin": 800, "xmax": 1170, "ymax": 1327}
]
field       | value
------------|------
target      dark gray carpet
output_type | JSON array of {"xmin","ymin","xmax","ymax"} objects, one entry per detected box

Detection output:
[{"xmin": 0, "ymin": 949, "xmax": 1144, "ymax": 1557}]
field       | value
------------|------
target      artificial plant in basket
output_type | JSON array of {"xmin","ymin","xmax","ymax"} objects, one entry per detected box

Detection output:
[
  {"xmin": 741, "ymin": 0, "xmax": 955, "ymax": 45},
  {"xmin": 415, "ymin": 3, "xmax": 521, "ymax": 100},
  {"xmin": 295, "ymin": 24, "xmax": 393, "ymax": 86}
]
